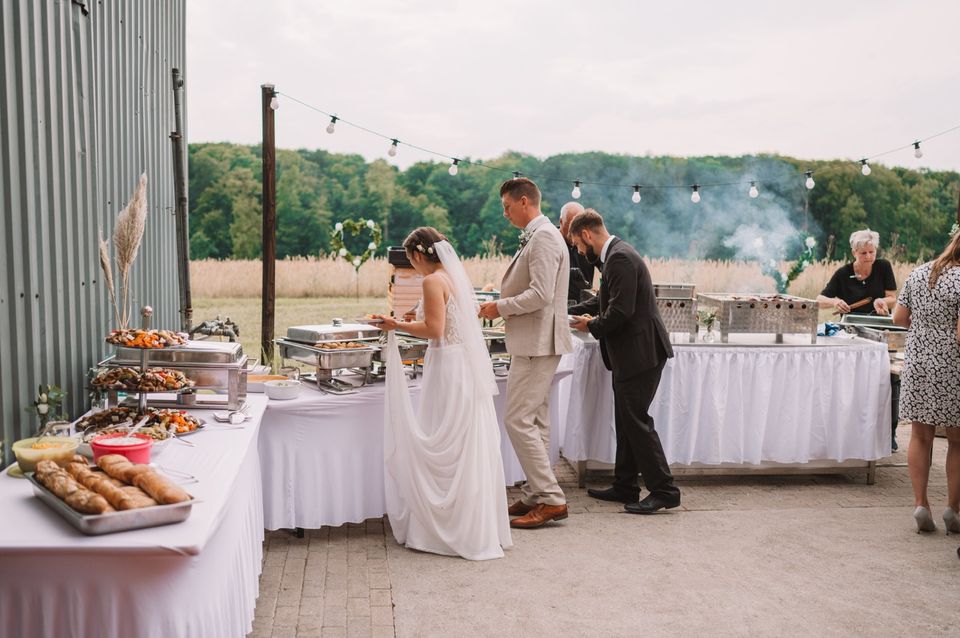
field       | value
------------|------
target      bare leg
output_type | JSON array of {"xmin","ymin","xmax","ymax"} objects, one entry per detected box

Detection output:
[
  {"xmin": 908, "ymin": 422, "xmax": 935, "ymax": 509},
  {"xmin": 945, "ymin": 428, "xmax": 960, "ymax": 513}
]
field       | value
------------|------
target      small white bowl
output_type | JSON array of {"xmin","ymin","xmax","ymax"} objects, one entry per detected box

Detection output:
[{"xmin": 264, "ymin": 379, "xmax": 301, "ymax": 400}]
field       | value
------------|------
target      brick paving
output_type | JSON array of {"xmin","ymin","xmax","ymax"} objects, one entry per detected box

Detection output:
[{"xmin": 249, "ymin": 425, "xmax": 949, "ymax": 638}]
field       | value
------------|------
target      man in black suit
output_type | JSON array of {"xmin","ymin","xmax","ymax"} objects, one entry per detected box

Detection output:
[
  {"xmin": 559, "ymin": 202, "xmax": 598, "ymax": 305},
  {"xmin": 568, "ymin": 209, "xmax": 681, "ymax": 514}
]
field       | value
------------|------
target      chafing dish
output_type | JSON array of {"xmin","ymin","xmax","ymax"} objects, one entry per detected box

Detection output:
[
  {"xmin": 100, "ymin": 340, "xmax": 248, "ymax": 410},
  {"xmin": 277, "ymin": 322, "xmax": 381, "ymax": 393},
  {"xmin": 654, "ymin": 282, "xmax": 697, "ymax": 343},
  {"xmin": 839, "ymin": 314, "xmax": 907, "ymax": 350},
  {"xmin": 371, "ymin": 334, "xmax": 429, "ymax": 379},
  {"xmin": 697, "ymin": 293, "xmax": 818, "ymax": 344}
]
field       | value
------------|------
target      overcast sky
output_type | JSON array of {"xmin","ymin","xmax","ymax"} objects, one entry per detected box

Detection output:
[{"xmin": 186, "ymin": 0, "xmax": 960, "ymax": 173}]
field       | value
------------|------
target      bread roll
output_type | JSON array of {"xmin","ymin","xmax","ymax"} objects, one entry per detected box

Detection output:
[
  {"xmin": 132, "ymin": 471, "xmax": 191, "ymax": 505},
  {"xmin": 66, "ymin": 462, "xmax": 157, "ymax": 510},
  {"xmin": 34, "ymin": 459, "xmax": 114, "ymax": 514}
]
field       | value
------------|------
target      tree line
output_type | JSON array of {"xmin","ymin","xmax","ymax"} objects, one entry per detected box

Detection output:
[{"xmin": 188, "ymin": 142, "xmax": 960, "ymax": 262}]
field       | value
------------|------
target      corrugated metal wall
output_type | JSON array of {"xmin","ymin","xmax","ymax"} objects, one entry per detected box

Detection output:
[{"xmin": 0, "ymin": 0, "xmax": 186, "ymax": 463}]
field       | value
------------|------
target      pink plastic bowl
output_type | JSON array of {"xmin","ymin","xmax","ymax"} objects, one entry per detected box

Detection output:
[{"xmin": 89, "ymin": 432, "xmax": 154, "ymax": 464}]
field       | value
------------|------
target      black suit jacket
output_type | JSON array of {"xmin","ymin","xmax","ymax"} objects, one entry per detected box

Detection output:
[
  {"xmin": 566, "ymin": 240, "xmax": 598, "ymax": 303},
  {"xmin": 569, "ymin": 237, "xmax": 673, "ymax": 381}
]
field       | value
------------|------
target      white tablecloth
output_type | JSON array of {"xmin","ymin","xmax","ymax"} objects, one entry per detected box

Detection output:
[
  {"xmin": 0, "ymin": 396, "xmax": 269, "ymax": 638},
  {"xmin": 259, "ymin": 365, "xmax": 572, "ymax": 530},
  {"xmin": 561, "ymin": 334, "xmax": 892, "ymax": 465}
]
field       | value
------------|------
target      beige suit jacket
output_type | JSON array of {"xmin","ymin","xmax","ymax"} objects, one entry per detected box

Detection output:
[{"xmin": 496, "ymin": 215, "xmax": 574, "ymax": 357}]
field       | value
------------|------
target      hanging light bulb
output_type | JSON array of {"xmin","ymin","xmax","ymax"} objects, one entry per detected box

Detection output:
[
  {"xmin": 269, "ymin": 94, "xmax": 279, "ymax": 110},
  {"xmin": 388, "ymin": 139, "xmax": 399, "ymax": 157},
  {"xmin": 749, "ymin": 181, "xmax": 759, "ymax": 198},
  {"xmin": 325, "ymin": 116, "xmax": 338, "ymax": 134},
  {"xmin": 860, "ymin": 159, "xmax": 871, "ymax": 176},
  {"xmin": 448, "ymin": 159, "xmax": 460, "ymax": 176},
  {"xmin": 512, "ymin": 171, "xmax": 522, "ymax": 179},
  {"xmin": 631, "ymin": 185, "xmax": 642, "ymax": 204},
  {"xmin": 690, "ymin": 185, "xmax": 701, "ymax": 204},
  {"xmin": 571, "ymin": 181, "xmax": 582, "ymax": 199},
  {"xmin": 805, "ymin": 171, "xmax": 815, "ymax": 190},
  {"xmin": 913, "ymin": 141, "xmax": 923, "ymax": 159}
]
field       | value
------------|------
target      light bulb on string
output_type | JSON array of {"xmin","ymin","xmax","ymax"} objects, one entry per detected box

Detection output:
[
  {"xmin": 388, "ymin": 139, "xmax": 399, "ymax": 157},
  {"xmin": 860, "ymin": 159, "xmax": 871, "ymax": 176},
  {"xmin": 913, "ymin": 141, "xmax": 923, "ymax": 159},
  {"xmin": 805, "ymin": 171, "xmax": 815, "ymax": 190},
  {"xmin": 571, "ymin": 181, "xmax": 582, "ymax": 199},
  {"xmin": 631, "ymin": 185, "xmax": 642, "ymax": 204},
  {"xmin": 269, "ymin": 94, "xmax": 279, "ymax": 110},
  {"xmin": 448, "ymin": 159, "xmax": 460, "ymax": 176},
  {"xmin": 690, "ymin": 185, "xmax": 701, "ymax": 204},
  {"xmin": 749, "ymin": 182, "xmax": 759, "ymax": 198},
  {"xmin": 512, "ymin": 171, "xmax": 522, "ymax": 179},
  {"xmin": 325, "ymin": 116, "xmax": 338, "ymax": 134}
]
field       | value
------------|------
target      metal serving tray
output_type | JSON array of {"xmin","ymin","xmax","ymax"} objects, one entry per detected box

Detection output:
[
  {"xmin": 840, "ymin": 314, "xmax": 907, "ymax": 349},
  {"xmin": 286, "ymin": 324, "xmax": 382, "ymax": 344},
  {"xmin": 26, "ymin": 472, "xmax": 195, "ymax": 535},
  {"xmin": 276, "ymin": 339, "xmax": 376, "ymax": 368},
  {"xmin": 113, "ymin": 340, "xmax": 244, "ymax": 366}
]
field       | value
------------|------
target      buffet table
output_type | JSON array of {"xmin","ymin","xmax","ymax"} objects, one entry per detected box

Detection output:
[
  {"xmin": 259, "ymin": 364, "xmax": 572, "ymax": 530},
  {"xmin": 561, "ymin": 333, "xmax": 892, "ymax": 484},
  {"xmin": 0, "ymin": 396, "xmax": 269, "ymax": 638}
]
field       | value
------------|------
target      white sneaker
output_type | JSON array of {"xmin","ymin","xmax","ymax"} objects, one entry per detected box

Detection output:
[
  {"xmin": 914, "ymin": 506, "xmax": 937, "ymax": 533},
  {"xmin": 943, "ymin": 508, "xmax": 960, "ymax": 534}
]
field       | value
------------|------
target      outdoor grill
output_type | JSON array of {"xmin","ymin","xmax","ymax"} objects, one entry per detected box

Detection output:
[
  {"xmin": 654, "ymin": 282, "xmax": 698, "ymax": 343},
  {"xmin": 839, "ymin": 314, "xmax": 907, "ymax": 350},
  {"xmin": 696, "ymin": 293, "xmax": 818, "ymax": 344}
]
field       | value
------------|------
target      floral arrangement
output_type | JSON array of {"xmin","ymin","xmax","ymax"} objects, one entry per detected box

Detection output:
[
  {"xmin": 24, "ymin": 384, "xmax": 68, "ymax": 432},
  {"xmin": 98, "ymin": 173, "xmax": 148, "ymax": 329},
  {"xmin": 696, "ymin": 308, "xmax": 718, "ymax": 330},
  {"xmin": 762, "ymin": 236, "xmax": 818, "ymax": 294},
  {"xmin": 950, "ymin": 222, "xmax": 959, "ymax": 238},
  {"xmin": 330, "ymin": 218, "xmax": 382, "ymax": 272}
]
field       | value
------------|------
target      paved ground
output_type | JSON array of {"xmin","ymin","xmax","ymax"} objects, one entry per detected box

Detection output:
[{"xmin": 249, "ymin": 425, "xmax": 959, "ymax": 638}]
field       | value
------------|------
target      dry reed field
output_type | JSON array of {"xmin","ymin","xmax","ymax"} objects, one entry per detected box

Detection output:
[{"xmin": 191, "ymin": 256, "xmax": 921, "ymax": 300}]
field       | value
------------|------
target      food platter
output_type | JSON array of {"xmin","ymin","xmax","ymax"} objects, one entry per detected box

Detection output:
[{"xmin": 26, "ymin": 472, "xmax": 196, "ymax": 535}]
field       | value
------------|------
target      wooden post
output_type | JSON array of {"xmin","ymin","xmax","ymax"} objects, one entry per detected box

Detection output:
[{"xmin": 261, "ymin": 84, "xmax": 277, "ymax": 365}]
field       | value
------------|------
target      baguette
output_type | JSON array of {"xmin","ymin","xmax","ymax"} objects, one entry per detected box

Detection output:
[
  {"xmin": 132, "ymin": 470, "xmax": 191, "ymax": 505},
  {"xmin": 34, "ymin": 459, "xmax": 114, "ymax": 514},
  {"xmin": 66, "ymin": 462, "xmax": 157, "ymax": 510},
  {"xmin": 97, "ymin": 454, "xmax": 152, "ymax": 484}
]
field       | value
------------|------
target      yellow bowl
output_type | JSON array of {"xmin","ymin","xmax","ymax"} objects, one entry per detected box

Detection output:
[{"xmin": 12, "ymin": 436, "xmax": 80, "ymax": 473}]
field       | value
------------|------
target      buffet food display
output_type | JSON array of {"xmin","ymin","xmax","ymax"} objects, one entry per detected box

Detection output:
[
  {"xmin": 76, "ymin": 406, "xmax": 204, "ymax": 439},
  {"xmin": 696, "ymin": 293, "xmax": 818, "ymax": 344},
  {"xmin": 276, "ymin": 323, "xmax": 380, "ymax": 393},
  {"xmin": 105, "ymin": 328, "xmax": 188, "ymax": 348}
]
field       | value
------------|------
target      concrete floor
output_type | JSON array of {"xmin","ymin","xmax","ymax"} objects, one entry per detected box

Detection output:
[{"xmin": 252, "ymin": 426, "xmax": 960, "ymax": 638}]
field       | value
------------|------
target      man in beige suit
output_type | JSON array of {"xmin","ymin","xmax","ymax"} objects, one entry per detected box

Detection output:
[{"xmin": 479, "ymin": 178, "xmax": 574, "ymax": 528}]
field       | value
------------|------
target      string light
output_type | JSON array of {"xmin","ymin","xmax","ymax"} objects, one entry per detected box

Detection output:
[{"xmin": 273, "ymin": 91, "xmax": 960, "ymax": 199}]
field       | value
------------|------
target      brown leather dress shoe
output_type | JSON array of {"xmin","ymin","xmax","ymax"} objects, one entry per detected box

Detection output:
[
  {"xmin": 510, "ymin": 503, "xmax": 568, "ymax": 528},
  {"xmin": 508, "ymin": 500, "xmax": 536, "ymax": 516}
]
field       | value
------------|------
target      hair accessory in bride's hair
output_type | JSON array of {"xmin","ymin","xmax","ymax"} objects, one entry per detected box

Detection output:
[
  {"xmin": 414, "ymin": 243, "xmax": 436, "ymax": 255},
  {"xmin": 427, "ymin": 246, "xmax": 434, "ymax": 254}
]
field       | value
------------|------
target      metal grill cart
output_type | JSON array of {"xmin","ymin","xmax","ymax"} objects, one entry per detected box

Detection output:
[
  {"xmin": 654, "ymin": 283, "xmax": 698, "ymax": 343},
  {"xmin": 696, "ymin": 293, "xmax": 818, "ymax": 344}
]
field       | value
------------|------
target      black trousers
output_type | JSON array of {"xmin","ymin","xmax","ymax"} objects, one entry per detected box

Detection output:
[{"xmin": 612, "ymin": 361, "xmax": 679, "ymax": 498}]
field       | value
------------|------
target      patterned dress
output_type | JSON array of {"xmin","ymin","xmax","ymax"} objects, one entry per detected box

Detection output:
[{"xmin": 897, "ymin": 262, "xmax": 960, "ymax": 427}]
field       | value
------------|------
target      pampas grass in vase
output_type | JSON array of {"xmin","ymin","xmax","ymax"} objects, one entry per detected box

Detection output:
[{"xmin": 97, "ymin": 173, "xmax": 148, "ymax": 329}]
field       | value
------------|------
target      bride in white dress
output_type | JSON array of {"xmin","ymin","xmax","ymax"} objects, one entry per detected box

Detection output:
[{"xmin": 374, "ymin": 227, "xmax": 512, "ymax": 561}]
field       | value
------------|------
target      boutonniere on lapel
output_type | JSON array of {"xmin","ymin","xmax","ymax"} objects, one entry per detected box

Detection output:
[{"xmin": 518, "ymin": 228, "xmax": 533, "ymax": 249}]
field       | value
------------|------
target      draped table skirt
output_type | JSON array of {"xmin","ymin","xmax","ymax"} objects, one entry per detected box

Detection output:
[{"xmin": 561, "ymin": 334, "xmax": 892, "ymax": 466}]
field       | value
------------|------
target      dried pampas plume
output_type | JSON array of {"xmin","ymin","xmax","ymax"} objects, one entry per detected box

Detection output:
[
  {"xmin": 112, "ymin": 173, "xmax": 148, "ymax": 328},
  {"xmin": 98, "ymin": 229, "xmax": 121, "ymax": 328}
]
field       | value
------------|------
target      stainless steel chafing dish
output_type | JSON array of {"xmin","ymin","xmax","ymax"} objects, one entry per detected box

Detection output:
[
  {"xmin": 99, "ymin": 340, "xmax": 248, "ymax": 410},
  {"xmin": 276, "ymin": 322, "xmax": 380, "ymax": 393},
  {"xmin": 696, "ymin": 293, "xmax": 818, "ymax": 344},
  {"xmin": 839, "ymin": 314, "xmax": 907, "ymax": 350},
  {"xmin": 370, "ymin": 333, "xmax": 429, "ymax": 379},
  {"xmin": 654, "ymin": 282, "xmax": 698, "ymax": 343}
]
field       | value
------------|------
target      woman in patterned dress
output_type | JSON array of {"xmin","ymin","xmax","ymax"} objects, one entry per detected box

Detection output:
[{"xmin": 893, "ymin": 231, "xmax": 960, "ymax": 534}]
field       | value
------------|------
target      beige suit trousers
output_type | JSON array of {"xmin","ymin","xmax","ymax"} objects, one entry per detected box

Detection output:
[{"xmin": 505, "ymin": 354, "xmax": 565, "ymax": 506}]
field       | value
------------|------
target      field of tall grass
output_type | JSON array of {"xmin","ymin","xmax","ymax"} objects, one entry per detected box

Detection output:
[{"xmin": 190, "ymin": 256, "xmax": 920, "ymax": 301}]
